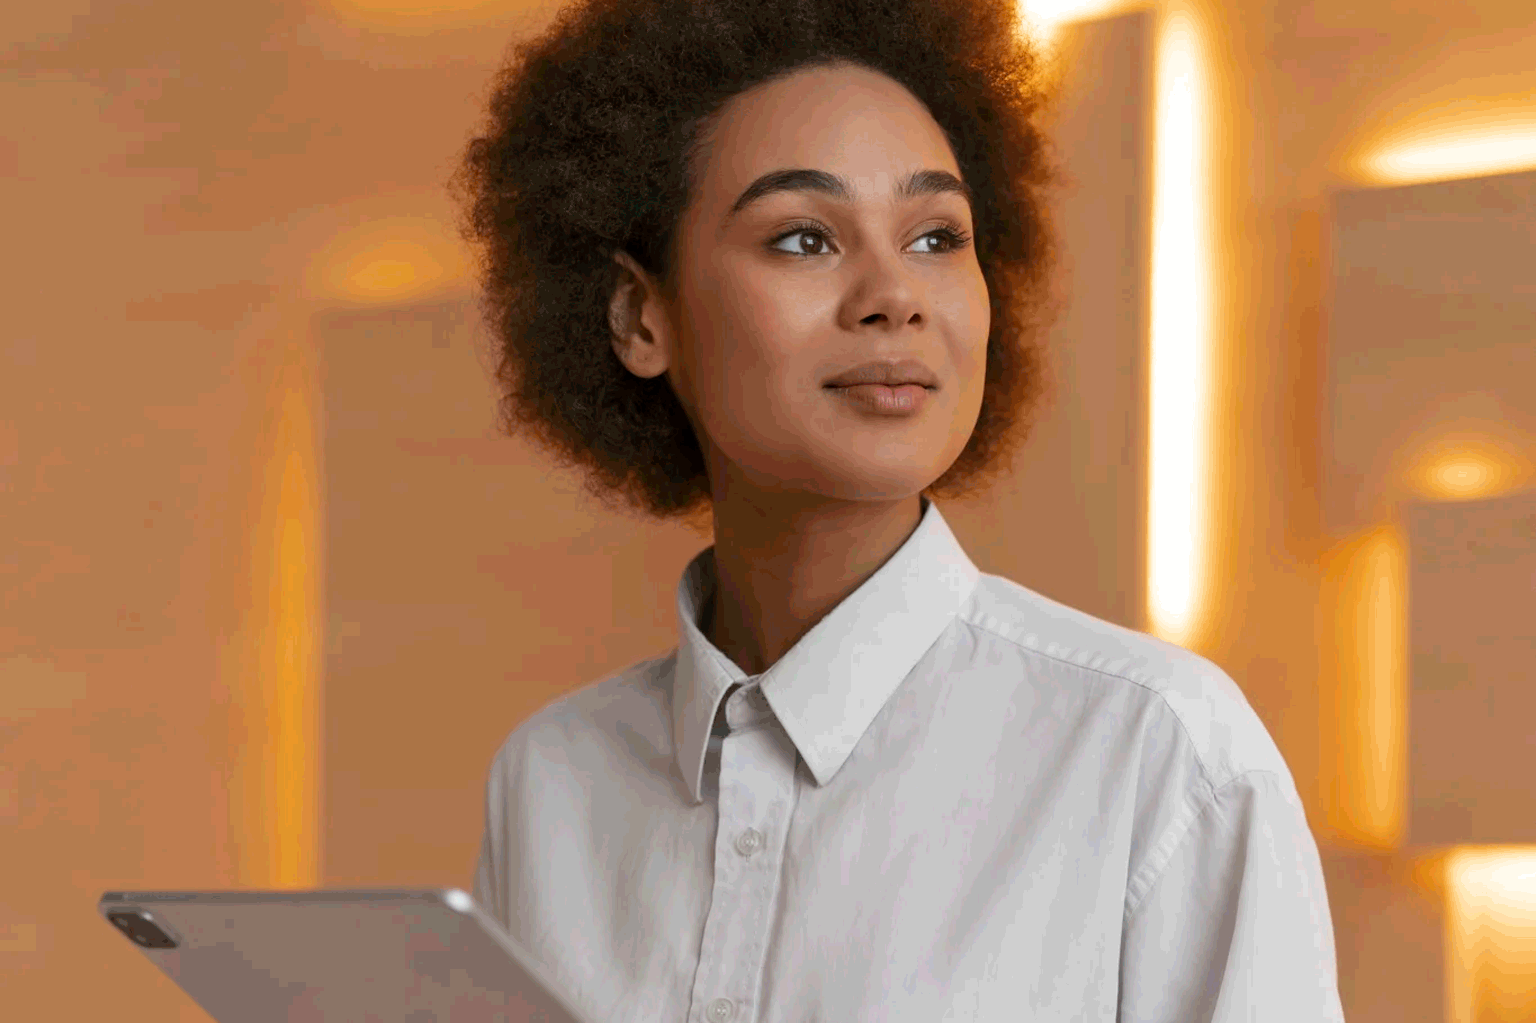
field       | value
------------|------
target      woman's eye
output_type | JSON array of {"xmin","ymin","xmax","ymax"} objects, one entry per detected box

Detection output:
[
  {"xmin": 911, "ymin": 229, "xmax": 970, "ymax": 254},
  {"xmin": 769, "ymin": 225, "xmax": 971, "ymax": 258},
  {"xmin": 771, "ymin": 229, "xmax": 831, "ymax": 256}
]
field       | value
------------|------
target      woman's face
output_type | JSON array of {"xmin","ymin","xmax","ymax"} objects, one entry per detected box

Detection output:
[{"xmin": 611, "ymin": 61, "xmax": 990, "ymax": 503}]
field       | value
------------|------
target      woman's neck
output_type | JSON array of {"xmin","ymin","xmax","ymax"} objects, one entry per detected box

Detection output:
[{"xmin": 704, "ymin": 491, "xmax": 924, "ymax": 677}]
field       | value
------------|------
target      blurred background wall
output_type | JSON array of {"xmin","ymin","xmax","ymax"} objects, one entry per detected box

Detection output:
[{"xmin": 3, "ymin": 0, "xmax": 1534, "ymax": 1020}]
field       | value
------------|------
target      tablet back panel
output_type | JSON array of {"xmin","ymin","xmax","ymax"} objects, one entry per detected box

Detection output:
[{"xmin": 98, "ymin": 889, "xmax": 595, "ymax": 1023}]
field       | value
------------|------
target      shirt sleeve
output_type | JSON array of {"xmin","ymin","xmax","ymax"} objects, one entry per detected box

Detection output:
[
  {"xmin": 1118, "ymin": 769, "xmax": 1346, "ymax": 1022},
  {"xmin": 473, "ymin": 744, "xmax": 509, "ymax": 930}
]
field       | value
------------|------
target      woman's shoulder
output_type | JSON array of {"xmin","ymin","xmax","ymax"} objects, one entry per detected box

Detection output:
[
  {"xmin": 485, "ymin": 649, "xmax": 678, "ymax": 773},
  {"xmin": 959, "ymin": 572, "xmax": 1296, "ymax": 798}
]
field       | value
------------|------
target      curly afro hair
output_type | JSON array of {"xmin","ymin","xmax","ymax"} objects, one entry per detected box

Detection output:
[{"xmin": 448, "ymin": 0, "xmax": 1064, "ymax": 524}]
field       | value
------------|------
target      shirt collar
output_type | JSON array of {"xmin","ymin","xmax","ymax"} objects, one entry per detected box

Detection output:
[{"xmin": 671, "ymin": 495, "xmax": 981, "ymax": 805}]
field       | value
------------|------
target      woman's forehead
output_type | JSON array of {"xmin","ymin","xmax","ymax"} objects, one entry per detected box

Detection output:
[{"xmin": 698, "ymin": 64, "xmax": 960, "ymax": 204}]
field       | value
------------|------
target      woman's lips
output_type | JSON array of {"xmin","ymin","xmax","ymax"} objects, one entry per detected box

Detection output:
[{"xmin": 826, "ymin": 383, "xmax": 932, "ymax": 415}]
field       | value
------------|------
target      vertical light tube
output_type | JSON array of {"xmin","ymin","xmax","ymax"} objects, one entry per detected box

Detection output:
[
  {"xmin": 1330, "ymin": 524, "xmax": 1406, "ymax": 849},
  {"xmin": 1146, "ymin": 3, "xmax": 1211, "ymax": 645},
  {"xmin": 250, "ymin": 337, "xmax": 322, "ymax": 888}
]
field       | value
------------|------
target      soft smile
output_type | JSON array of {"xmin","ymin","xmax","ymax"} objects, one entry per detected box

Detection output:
[{"xmin": 825, "ymin": 382, "xmax": 933, "ymax": 416}]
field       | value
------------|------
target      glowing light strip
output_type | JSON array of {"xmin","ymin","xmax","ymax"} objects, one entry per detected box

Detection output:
[
  {"xmin": 256, "ymin": 343, "xmax": 322, "ymax": 888},
  {"xmin": 1146, "ymin": 5, "xmax": 1210, "ymax": 643},
  {"xmin": 1337, "ymin": 526, "xmax": 1407, "ymax": 849},
  {"xmin": 1019, "ymin": 0, "xmax": 1209, "ymax": 643}
]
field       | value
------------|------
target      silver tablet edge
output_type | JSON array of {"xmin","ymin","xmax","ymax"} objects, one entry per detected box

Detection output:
[
  {"xmin": 97, "ymin": 889, "xmax": 602, "ymax": 1023},
  {"xmin": 99, "ymin": 888, "xmax": 453, "ymax": 905}
]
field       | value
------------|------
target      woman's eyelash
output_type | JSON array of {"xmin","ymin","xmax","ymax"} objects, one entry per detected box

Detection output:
[{"xmin": 768, "ymin": 221, "xmax": 973, "ymax": 256}]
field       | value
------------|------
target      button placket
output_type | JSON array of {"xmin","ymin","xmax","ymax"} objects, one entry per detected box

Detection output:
[{"xmin": 688, "ymin": 720, "xmax": 799, "ymax": 1023}]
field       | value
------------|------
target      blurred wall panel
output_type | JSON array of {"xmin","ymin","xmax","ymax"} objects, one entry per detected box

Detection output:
[
  {"xmin": 315, "ymin": 296, "xmax": 708, "ymax": 887},
  {"xmin": 1323, "ymin": 166, "xmax": 1536, "ymax": 1022},
  {"xmin": 2, "ymin": 289, "xmax": 299, "ymax": 1021},
  {"xmin": 1404, "ymin": 489, "xmax": 1536, "ymax": 848},
  {"xmin": 1319, "ymin": 850, "xmax": 1448, "ymax": 1023},
  {"xmin": 1323, "ymin": 169, "xmax": 1536, "ymax": 540}
]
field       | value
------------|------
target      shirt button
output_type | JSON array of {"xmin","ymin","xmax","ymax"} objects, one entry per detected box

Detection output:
[
  {"xmin": 735, "ymin": 828, "xmax": 763, "ymax": 857},
  {"xmin": 707, "ymin": 997, "xmax": 735, "ymax": 1022}
]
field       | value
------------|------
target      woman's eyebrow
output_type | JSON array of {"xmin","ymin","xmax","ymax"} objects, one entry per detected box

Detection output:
[{"xmin": 724, "ymin": 167, "xmax": 974, "ymax": 223}]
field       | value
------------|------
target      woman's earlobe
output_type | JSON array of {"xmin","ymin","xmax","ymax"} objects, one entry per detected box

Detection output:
[{"xmin": 609, "ymin": 311, "xmax": 666, "ymax": 381}]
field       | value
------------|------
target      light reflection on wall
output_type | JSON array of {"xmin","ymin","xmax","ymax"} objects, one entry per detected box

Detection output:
[
  {"xmin": 1446, "ymin": 848, "xmax": 1536, "ymax": 1023},
  {"xmin": 305, "ymin": 218, "xmax": 467, "ymax": 305},
  {"xmin": 1352, "ymin": 111, "xmax": 1536, "ymax": 187},
  {"xmin": 1404, "ymin": 436, "xmax": 1534, "ymax": 504},
  {"xmin": 268, "ymin": 205, "xmax": 466, "ymax": 888},
  {"xmin": 1320, "ymin": 521, "xmax": 1407, "ymax": 852},
  {"xmin": 242, "ymin": 339, "xmax": 323, "ymax": 888}
]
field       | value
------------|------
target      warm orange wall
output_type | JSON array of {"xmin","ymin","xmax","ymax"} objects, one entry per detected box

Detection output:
[
  {"xmin": 0, "ymin": 300, "xmax": 306, "ymax": 1016},
  {"xmin": 309, "ymin": 297, "xmax": 715, "ymax": 889}
]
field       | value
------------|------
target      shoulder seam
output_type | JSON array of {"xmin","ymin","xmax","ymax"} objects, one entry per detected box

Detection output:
[
  {"xmin": 1122, "ymin": 768, "xmax": 1289, "ymax": 923},
  {"xmin": 955, "ymin": 611, "xmax": 1223, "ymax": 789}
]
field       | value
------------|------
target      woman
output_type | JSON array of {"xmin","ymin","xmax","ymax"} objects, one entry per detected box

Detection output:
[{"xmin": 449, "ymin": 0, "xmax": 1345, "ymax": 1019}]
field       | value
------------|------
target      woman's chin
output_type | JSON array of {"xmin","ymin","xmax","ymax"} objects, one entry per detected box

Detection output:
[{"xmin": 798, "ymin": 463, "xmax": 944, "ymax": 502}]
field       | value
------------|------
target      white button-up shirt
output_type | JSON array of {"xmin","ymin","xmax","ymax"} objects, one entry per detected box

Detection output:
[{"xmin": 475, "ymin": 497, "xmax": 1345, "ymax": 1022}]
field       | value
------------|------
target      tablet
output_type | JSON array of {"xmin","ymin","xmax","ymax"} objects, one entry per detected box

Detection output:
[{"xmin": 98, "ymin": 888, "xmax": 600, "ymax": 1023}]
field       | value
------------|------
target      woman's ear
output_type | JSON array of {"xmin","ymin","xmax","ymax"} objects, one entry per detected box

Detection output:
[{"xmin": 608, "ymin": 249, "xmax": 672, "ymax": 380}]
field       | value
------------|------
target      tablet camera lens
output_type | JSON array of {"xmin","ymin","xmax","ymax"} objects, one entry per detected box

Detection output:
[{"xmin": 109, "ymin": 910, "xmax": 178, "ymax": 949}]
